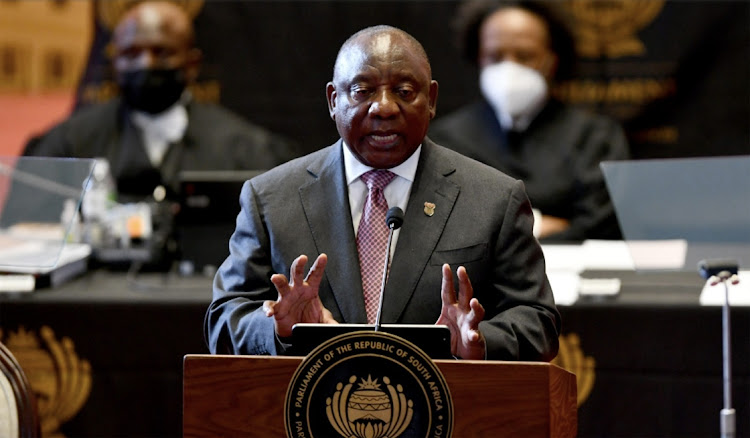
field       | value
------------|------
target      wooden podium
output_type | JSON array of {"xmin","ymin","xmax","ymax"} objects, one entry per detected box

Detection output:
[{"xmin": 183, "ymin": 354, "xmax": 577, "ymax": 437}]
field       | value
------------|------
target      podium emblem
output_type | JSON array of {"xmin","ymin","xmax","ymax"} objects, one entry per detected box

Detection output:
[{"xmin": 285, "ymin": 331, "xmax": 453, "ymax": 438}]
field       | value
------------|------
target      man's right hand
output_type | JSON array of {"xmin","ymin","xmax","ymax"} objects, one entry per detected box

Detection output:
[{"xmin": 263, "ymin": 253, "xmax": 337, "ymax": 337}]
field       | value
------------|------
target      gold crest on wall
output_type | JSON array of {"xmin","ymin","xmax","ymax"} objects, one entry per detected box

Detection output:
[
  {"xmin": 562, "ymin": 0, "xmax": 666, "ymax": 58},
  {"xmin": 96, "ymin": 0, "xmax": 204, "ymax": 31},
  {"xmin": 2, "ymin": 326, "xmax": 91, "ymax": 438},
  {"xmin": 553, "ymin": 333, "xmax": 595, "ymax": 406}
]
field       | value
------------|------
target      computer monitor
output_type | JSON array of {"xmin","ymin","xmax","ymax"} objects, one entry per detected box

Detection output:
[
  {"xmin": 175, "ymin": 169, "xmax": 265, "ymax": 274},
  {"xmin": 601, "ymin": 156, "xmax": 750, "ymax": 271}
]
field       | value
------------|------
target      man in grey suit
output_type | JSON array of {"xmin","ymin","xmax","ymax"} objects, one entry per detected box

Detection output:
[{"xmin": 205, "ymin": 25, "xmax": 560, "ymax": 361}]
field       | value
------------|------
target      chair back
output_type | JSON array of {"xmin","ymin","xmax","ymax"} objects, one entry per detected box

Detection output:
[{"xmin": 0, "ymin": 342, "xmax": 40, "ymax": 438}]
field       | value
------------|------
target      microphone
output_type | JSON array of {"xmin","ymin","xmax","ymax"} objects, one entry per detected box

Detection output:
[
  {"xmin": 374, "ymin": 207, "xmax": 404, "ymax": 332},
  {"xmin": 386, "ymin": 206, "xmax": 405, "ymax": 229}
]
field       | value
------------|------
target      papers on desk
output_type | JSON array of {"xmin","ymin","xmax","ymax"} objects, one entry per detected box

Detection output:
[
  {"xmin": 699, "ymin": 271, "xmax": 750, "ymax": 306},
  {"xmin": 543, "ymin": 240, "xmax": 633, "ymax": 272},
  {"xmin": 543, "ymin": 240, "xmax": 689, "ymax": 305},
  {"xmin": 544, "ymin": 269, "xmax": 580, "ymax": 306},
  {"xmin": 542, "ymin": 245, "xmax": 583, "ymax": 306},
  {"xmin": 543, "ymin": 241, "xmax": 632, "ymax": 305}
]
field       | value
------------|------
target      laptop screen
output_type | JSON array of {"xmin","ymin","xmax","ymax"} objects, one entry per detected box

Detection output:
[{"xmin": 601, "ymin": 156, "xmax": 750, "ymax": 271}]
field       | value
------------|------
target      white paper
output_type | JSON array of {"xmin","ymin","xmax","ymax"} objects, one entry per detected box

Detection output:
[
  {"xmin": 546, "ymin": 270, "xmax": 579, "ymax": 306},
  {"xmin": 699, "ymin": 271, "xmax": 750, "ymax": 306},
  {"xmin": 625, "ymin": 239, "xmax": 687, "ymax": 270},
  {"xmin": 541, "ymin": 244, "xmax": 586, "ymax": 272},
  {"xmin": 580, "ymin": 240, "xmax": 635, "ymax": 270}
]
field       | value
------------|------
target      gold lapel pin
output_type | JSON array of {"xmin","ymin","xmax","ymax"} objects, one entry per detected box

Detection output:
[{"xmin": 424, "ymin": 202, "xmax": 435, "ymax": 217}]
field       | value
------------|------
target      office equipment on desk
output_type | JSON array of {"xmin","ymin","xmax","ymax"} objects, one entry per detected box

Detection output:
[
  {"xmin": 0, "ymin": 157, "xmax": 94, "ymax": 291},
  {"xmin": 175, "ymin": 169, "xmax": 265, "ymax": 275},
  {"xmin": 0, "ymin": 157, "xmax": 94, "ymax": 268},
  {"xmin": 542, "ymin": 240, "xmax": 707, "ymax": 304},
  {"xmin": 601, "ymin": 156, "xmax": 750, "ymax": 272},
  {"xmin": 542, "ymin": 240, "xmax": 634, "ymax": 304},
  {"xmin": 0, "ymin": 243, "xmax": 90, "ymax": 292}
]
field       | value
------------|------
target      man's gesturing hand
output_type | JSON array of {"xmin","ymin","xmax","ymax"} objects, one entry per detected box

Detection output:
[
  {"xmin": 436, "ymin": 264, "xmax": 486, "ymax": 360},
  {"xmin": 263, "ymin": 253, "xmax": 337, "ymax": 338}
]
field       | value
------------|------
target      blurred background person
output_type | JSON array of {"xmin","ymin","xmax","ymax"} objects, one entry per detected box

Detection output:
[
  {"xmin": 429, "ymin": 0, "xmax": 630, "ymax": 242},
  {"xmin": 12, "ymin": 1, "xmax": 298, "ymax": 272},
  {"xmin": 23, "ymin": 1, "xmax": 296, "ymax": 203}
]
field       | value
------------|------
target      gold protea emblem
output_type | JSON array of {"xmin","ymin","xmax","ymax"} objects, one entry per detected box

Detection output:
[
  {"xmin": 562, "ymin": 0, "xmax": 665, "ymax": 58},
  {"xmin": 2, "ymin": 326, "xmax": 92, "ymax": 438},
  {"xmin": 326, "ymin": 374, "xmax": 413, "ymax": 438},
  {"xmin": 553, "ymin": 333, "xmax": 595, "ymax": 406}
]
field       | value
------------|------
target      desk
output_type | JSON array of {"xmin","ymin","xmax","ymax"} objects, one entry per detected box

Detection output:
[
  {"xmin": 0, "ymin": 271, "xmax": 211, "ymax": 437},
  {"xmin": 0, "ymin": 270, "xmax": 748, "ymax": 437}
]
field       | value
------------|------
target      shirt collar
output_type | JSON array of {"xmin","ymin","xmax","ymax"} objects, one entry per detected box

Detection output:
[
  {"xmin": 342, "ymin": 141, "xmax": 421, "ymax": 185},
  {"xmin": 130, "ymin": 91, "xmax": 192, "ymax": 141},
  {"xmin": 495, "ymin": 97, "xmax": 547, "ymax": 133}
]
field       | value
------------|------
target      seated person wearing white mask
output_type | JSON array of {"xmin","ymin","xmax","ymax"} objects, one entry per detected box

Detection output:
[{"xmin": 429, "ymin": 0, "xmax": 630, "ymax": 242}]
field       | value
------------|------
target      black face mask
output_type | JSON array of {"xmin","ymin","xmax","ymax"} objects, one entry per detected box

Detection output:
[{"xmin": 118, "ymin": 68, "xmax": 187, "ymax": 114}]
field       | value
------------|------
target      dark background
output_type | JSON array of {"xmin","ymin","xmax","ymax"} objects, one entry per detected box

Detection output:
[{"xmin": 76, "ymin": 0, "xmax": 750, "ymax": 160}]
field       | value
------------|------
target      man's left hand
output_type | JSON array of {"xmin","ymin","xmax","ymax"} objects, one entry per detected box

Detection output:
[{"xmin": 436, "ymin": 264, "xmax": 486, "ymax": 360}]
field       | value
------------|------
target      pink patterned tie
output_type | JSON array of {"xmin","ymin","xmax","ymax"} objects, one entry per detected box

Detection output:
[{"xmin": 357, "ymin": 170, "xmax": 396, "ymax": 324}]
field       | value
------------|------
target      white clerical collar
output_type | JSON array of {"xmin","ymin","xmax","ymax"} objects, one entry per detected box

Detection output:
[
  {"xmin": 131, "ymin": 99, "xmax": 188, "ymax": 166},
  {"xmin": 493, "ymin": 98, "xmax": 546, "ymax": 133},
  {"xmin": 342, "ymin": 141, "xmax": 421, "ymax": 185},
  {"xmin": 131, "ymin": 100, "xmax": 188, "ymax": 143}
]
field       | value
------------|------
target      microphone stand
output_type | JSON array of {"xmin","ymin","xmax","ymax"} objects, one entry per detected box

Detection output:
[
  {"xmin": 374, "ymin": 207, "xmax": 404, "ymax": 332},
  {"xmin": 374, "ymin": 223, "xmax": 396, "ymax": 332},
  {"xmin": 699, "ymin": 259, "xmax": 740, "ymax": 438}
]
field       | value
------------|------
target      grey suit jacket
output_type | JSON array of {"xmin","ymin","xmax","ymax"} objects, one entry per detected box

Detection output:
[{"xmin": 205, "ymin": 138, "xmax": 560, "ymax": 361}]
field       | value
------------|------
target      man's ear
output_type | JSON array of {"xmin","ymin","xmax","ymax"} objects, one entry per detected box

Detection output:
[
  {"xmin": 543, "ymin": 53, "xmax": 558, "ymax": 83},
  {"xmin": 185, "ymin": 47, "xmax": 203, "ymax": 83},
  {"xmin": 428, "ymin": 79, "xmax": 439, "ymax": 119},
  {"xmin": 326, "ymin": 82, "xmax": 337, "ymax": 120}
]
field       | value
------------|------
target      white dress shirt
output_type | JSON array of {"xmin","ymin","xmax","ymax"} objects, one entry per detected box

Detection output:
[
  {"xmin": 343, "ymin": 141, "xmax": 421, "ymax": 256},
  {"xmin": 131, "ymin": 101, "xmax": 188, "ymax": 167}
]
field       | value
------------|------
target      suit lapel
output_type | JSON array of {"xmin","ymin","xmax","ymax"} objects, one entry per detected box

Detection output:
[
  {"xmin": 381, "ymin": 140, "xmax": 459, "ymax": 322},
  {"xmin": 299, "ymin": 142, "xmax": 367, "ymax": 323}
]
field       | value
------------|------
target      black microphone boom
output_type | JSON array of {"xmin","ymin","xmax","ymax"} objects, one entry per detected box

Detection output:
[{"xmin": 375, "ymin": 207, "xmax": 404, "ymax": 331}]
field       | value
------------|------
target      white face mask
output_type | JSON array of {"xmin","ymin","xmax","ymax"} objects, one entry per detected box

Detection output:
[{"xmin": 479, "ymin": 61, "xmax": 548, "ymax": 130}]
